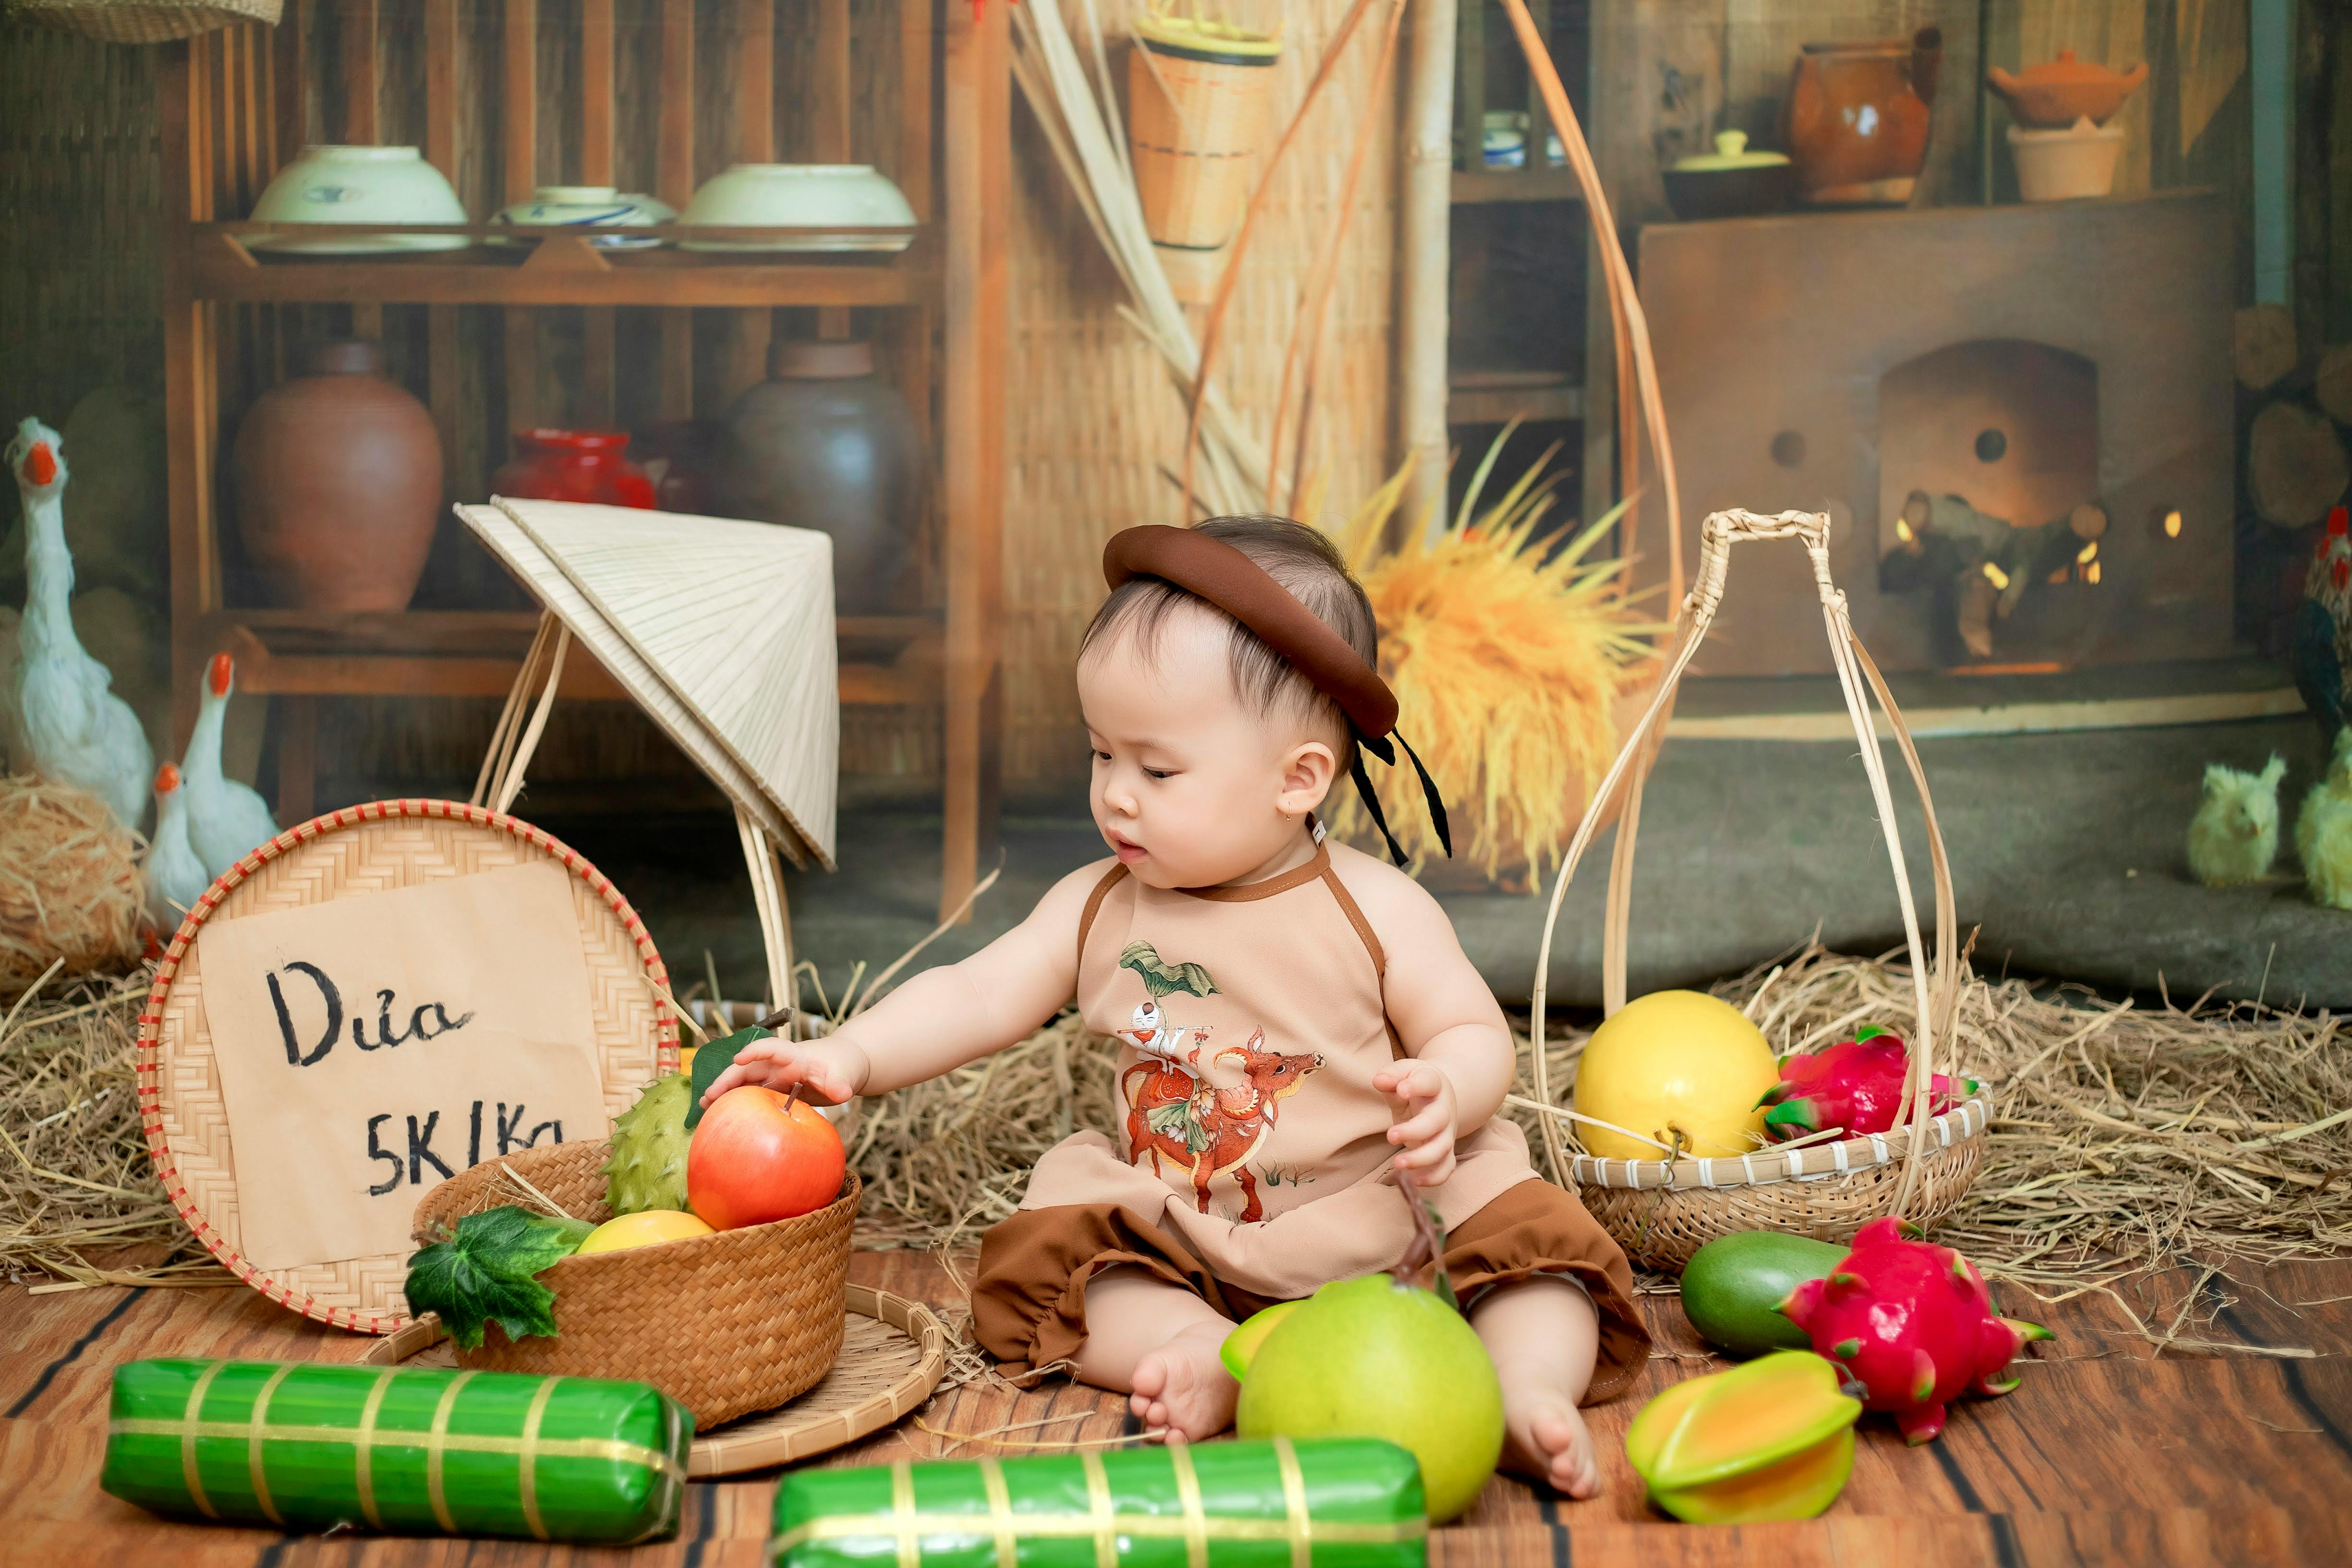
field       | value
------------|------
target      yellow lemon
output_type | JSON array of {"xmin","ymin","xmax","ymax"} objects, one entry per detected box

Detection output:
[
  {"xmin": 1572, "ymin": 990, "xmax": 1778, "ymax": 1160},
  {"xmin": 575, "ymin": 1209, "xmax": 714, "ymax": 1254}
]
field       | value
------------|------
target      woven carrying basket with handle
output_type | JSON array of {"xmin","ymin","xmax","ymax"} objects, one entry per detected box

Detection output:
[
  {"xmin": 411, "ymin": 1139, "xmax": 858, "ymax": 1429},
  {"xmin": 8, "ymin": 0, "xmax": 279, "ymax": 43},
  {"xmin": 1528, "ymin": 508, "xmax": 1988, "ymax": 1272}
]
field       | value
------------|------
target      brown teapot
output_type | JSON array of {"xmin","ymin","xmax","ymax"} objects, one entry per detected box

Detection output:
[{"xmin": 1782, "ymin": 27, "xmax": 1942, "ymax": 206}]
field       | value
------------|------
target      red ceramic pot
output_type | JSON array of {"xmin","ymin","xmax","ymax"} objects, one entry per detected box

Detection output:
[{"xmin": 491, "ymin": 429, "xmax": 656, "ymax": 508}]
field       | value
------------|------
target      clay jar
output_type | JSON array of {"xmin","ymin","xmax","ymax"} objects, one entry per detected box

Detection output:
[
  {"xmin": 491, "ymin": 429, "xmax": 657, "ymax": 508},
  {"xmin": 720, "ymin": 340, "xmax": 922, "ymax": 614},
  {"xmin": 230, "ymin": 339, "xmax": 442, "ymax": 611},
  {"xmin": 1782, "ymin": 27, "xmax": 1942, "ymax": 206}
]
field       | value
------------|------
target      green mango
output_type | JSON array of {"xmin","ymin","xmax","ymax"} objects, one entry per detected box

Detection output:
[
  {"xmin": 1219, "ymin": 1299, "xmax": 1303, "ymax": 1379},
  {"xmin": 1679, "ymin": 1232, "xmax": 1847, "ymax": 1358}
]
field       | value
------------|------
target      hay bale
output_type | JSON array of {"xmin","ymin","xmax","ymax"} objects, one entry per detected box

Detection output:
[{"xmin": 0, "ymin": 774, "xmax": 143, "ymax": 996}]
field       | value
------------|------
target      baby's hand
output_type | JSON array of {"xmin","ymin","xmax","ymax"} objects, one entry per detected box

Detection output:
[
  {"xmin": 1374, "ymin": 1060, "xmax": 1458, "ymax": 1184},
  {"xmin": 701, "ymin": 1036, "xmax": 871, "ymax": 1107}
]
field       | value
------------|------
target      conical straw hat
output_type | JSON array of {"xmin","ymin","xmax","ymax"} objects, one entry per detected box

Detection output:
[{"xmin": 455, "ymin": 501, "xmax": 838, "ymax": 868}]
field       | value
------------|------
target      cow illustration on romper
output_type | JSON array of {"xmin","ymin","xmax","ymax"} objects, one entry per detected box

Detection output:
[{"xmin": 1116, "ymin": 941, "xmax": 1325, "ymax": 1223}]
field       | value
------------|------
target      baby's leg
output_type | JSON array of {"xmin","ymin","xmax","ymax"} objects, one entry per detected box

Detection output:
[
  {"xmin": 1074, "ymin": 1265, "xmax": 1238, "ymax": 1441},
  {"xmin": 1469, "ymin": 1276, "xmax": 1604, "ymax": 1499}
]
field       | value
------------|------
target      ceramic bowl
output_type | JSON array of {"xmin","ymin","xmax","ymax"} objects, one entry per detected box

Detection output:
[
  {"xmin": 490, "ymin": 185, "xmax": 676, "ymax": 249},
  {"xmin": 678, "ymin": 164, "xmax": 918, "ymax": 253},
  {"xmin": 247, "ymin": 145, "xmax": 471, "ymax": 254}
]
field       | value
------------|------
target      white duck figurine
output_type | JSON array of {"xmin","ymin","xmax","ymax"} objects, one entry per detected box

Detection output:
[
  {"xmin": 182, "ymin": 651, "xmax": 279, "ymax": 878},
  {"xmin": 5, "ymin": 417, "xmax": 151, "ymax": 827},
  {"xmin": 145, "ymin": 761, "xmax": 212, "ymax": 930}
]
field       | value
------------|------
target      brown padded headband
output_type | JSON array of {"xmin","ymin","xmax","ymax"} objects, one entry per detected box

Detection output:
[{"xmin": 1101, "ymin": 524, "xmax": 1398, "ymax": 738}]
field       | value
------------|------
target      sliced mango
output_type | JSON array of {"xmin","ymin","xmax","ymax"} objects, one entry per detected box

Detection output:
[
  {"xmin": 1649, "ymin": 1428, "xmax": 1855, "ymax": 1525},
  {"xmin": 1220, "ymin": 1299, "xmax": 1304, "ymax": 1378},
  {"xmin": 1625, "ymin": 1350, "xmax": 1861, "ymax": 1524}
]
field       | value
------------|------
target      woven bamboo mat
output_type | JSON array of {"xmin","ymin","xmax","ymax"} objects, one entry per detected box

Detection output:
[{"xmin": 366, "ymin": 1283, "xmax": 949, "ymax": 1476}]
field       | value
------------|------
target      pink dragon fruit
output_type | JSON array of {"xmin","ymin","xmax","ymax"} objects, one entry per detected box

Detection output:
[
  {"xmin": 1776, "ymin": 1216, "xmax": 2050, "ymax": 1444},
  {"xmin": 1758, "ymin": 1027, "xmax": 1978, "ymax": 1142}
]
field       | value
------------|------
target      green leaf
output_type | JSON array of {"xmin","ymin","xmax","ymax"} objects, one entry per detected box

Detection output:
[
  {"xmin": 1118, "ymin": 941, "xmax": 1219, "ymax": 1001},
  {"xmin": 403, "ymin": 1205, "xmax": 588, "ymax": 1350},
  {"xmin": 687, "ymin": 1026, "xmax": 773, "ymax": 1130}
]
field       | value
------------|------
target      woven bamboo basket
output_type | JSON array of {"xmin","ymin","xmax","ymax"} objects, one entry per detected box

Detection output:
[
  {"xmin": 8, "ymin": 0, "xmax": 279, "ymax": 43},
  {"xmin": 1127, "ymin": 13, "xmax": 1281, "ymax": 251},
  {"xmin": 411, "ymin": 1139, "xmax": 859, "ymax": 1429},
  {"xmin": 1528, "ymin": 508, "xmax": 1983, "ymax": 1272}
]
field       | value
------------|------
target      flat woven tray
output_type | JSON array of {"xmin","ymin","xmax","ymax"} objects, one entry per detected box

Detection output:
[
  {"xmin": 365, "ymin": 1284, "xmax": 950, "ymax": 1476},
  {"xmin": 135, "ymin": 799, "xmax": 679, "ymax": 1334}
]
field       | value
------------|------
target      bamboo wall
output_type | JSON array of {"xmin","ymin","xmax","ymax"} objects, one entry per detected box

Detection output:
[
  {"xmin": 1001, "ymin": 0, "xmax": 1399, "ymax": 787},
  {"xmin": 0, "ymin": 30, "xmax": 164, "ymax": 451}
]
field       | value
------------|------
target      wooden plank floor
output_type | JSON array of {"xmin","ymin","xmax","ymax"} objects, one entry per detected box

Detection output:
[{"xmin": 5, "ymin": 1248, "xmax": 2349, "ymax": 1566}]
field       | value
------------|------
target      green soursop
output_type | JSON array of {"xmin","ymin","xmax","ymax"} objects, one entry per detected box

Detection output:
[{"xmin": 603, "ymin": 1074, "xmax": 691, "ymax": 1215}]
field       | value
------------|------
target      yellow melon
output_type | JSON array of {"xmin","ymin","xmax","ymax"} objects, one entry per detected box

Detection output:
[{"xmin": 1572, "ymin": 989, "xmax": 1778, "ymax": 1160}]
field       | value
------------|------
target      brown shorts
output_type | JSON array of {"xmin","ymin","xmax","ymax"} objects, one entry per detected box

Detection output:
[{"xmin": 971, "ymin": 1177, "xmax": 1651, "ymax": 1404}]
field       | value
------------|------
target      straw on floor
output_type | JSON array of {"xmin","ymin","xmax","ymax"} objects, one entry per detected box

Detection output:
[{"xmin": 8, "ymin": 945, "xmax": 2346, "ymax": 1331}]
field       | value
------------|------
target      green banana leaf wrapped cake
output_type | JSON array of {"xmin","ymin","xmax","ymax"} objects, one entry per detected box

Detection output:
[
  {"xmin": 772, "ymin": 1437, "xmax": 1425, "ymax": 1568},
  {"xmin": 101, "ymin": 1359, "xmax": 691, "ymax": 1544}
]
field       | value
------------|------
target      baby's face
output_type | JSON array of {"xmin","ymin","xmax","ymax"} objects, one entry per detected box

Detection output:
[{"xmin": 1078, "ymin": 608, "xmax": 1336, "ymax": 889}]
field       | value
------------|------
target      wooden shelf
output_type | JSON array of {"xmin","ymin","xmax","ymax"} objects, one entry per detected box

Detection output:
[
  {"xmin": 194, "ymin": 609, "xmax": 941, "ymax": 708},
  {"xmin": 1447, "ymin": 369, "xmax": 1585, "ymax": 426},
  {"xmin": 161, "ymin": 0, "xmax": 1012, "ymax": 917},
  {"xmin": 189, "ymin": 228, "xmax": 936, "ymax": 308},
  {"xmin": 1451, "ymin": 168, "xmax": 1584, "ymax": 205}
]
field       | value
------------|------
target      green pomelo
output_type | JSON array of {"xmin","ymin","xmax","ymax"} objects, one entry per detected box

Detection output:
[
  {"xmin": 1235, "ymin": 1273, "xmax": 1503, "ymax": 1523},
  {"xmin": 1220, "ymin": 1300, "xmax": 1303, "ymax": 1379},
  {"xmin": 1679, "ymin": 1232, "xmax": 1845, "ymax": 1358},
  {"xmin": 603, "ymin": 1074, "xmax": 691, "ymax": 1216}
]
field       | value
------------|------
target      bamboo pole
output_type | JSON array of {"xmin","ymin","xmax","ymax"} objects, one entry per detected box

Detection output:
[{"xmin": 1399, "ymin": 0, "xmax": 1457, "ymax": 536}]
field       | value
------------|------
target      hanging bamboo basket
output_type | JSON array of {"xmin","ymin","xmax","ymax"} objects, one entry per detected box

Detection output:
[
  {"xmin": 1128, "ymin": 12, "xmax": 1282, "ymax": 252},
  {"xmin": 7, "ymin": 0, "xmax": 280, "ymax": 44},
  {"xmin": 1528, "ymin": 508, "xmax": 1989, "ymax": 1272}
]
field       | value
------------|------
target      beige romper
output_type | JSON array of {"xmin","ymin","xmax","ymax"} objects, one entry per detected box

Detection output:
[{"xmin": 973, "ymin": 844, "xmax": 1649, "ymax": 1399}]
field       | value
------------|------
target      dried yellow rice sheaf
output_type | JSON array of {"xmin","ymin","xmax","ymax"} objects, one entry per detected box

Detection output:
[{"xmin": 1319, "ymin": 441, "xmax": 1662, "ymax": 882}]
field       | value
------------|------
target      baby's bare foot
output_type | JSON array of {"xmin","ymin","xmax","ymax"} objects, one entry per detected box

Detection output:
[
  {"xmin": 1126, "ymin": 1322, "xmax": 1237, "ymax": 1441},
  {"xmin": 1501, "ymin": 1394, "xmax": 1602, "ymax": 1500}
]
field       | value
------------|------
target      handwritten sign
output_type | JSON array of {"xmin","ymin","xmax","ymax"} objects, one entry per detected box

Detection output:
[{"xmin": 199, "ymin": 863, "xmax": 611, "ymax": 1271}]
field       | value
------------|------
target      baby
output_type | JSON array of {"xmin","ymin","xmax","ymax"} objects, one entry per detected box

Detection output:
[{"xmin": 705, "ymin": 517, "xmax": 1648, "ymax": 1498}]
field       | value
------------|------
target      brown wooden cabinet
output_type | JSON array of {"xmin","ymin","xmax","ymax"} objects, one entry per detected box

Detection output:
[{"xmin": 159, "ymin": 0, "xmax": 1007, "ymax": 918}]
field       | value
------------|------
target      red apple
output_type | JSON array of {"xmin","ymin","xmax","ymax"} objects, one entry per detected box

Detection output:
[{"xmin": 686, "ymin": 1087, "xmax": 846, "ymax": 1230}]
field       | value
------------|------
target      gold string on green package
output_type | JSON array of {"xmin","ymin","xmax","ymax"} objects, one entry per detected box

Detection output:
[
  {"xmin": 102, "ymin": 1359, "xmax": 691, "ymax": 1545},
  {"xmin": 771, "ymin": 1437, "xmax": 1428, "ymax": 1568}
]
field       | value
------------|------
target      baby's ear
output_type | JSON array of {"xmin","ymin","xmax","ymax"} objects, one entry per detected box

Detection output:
[{"xmin": 1277, "ymin": 739, "xmax": 1339, "ymax": 814}]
